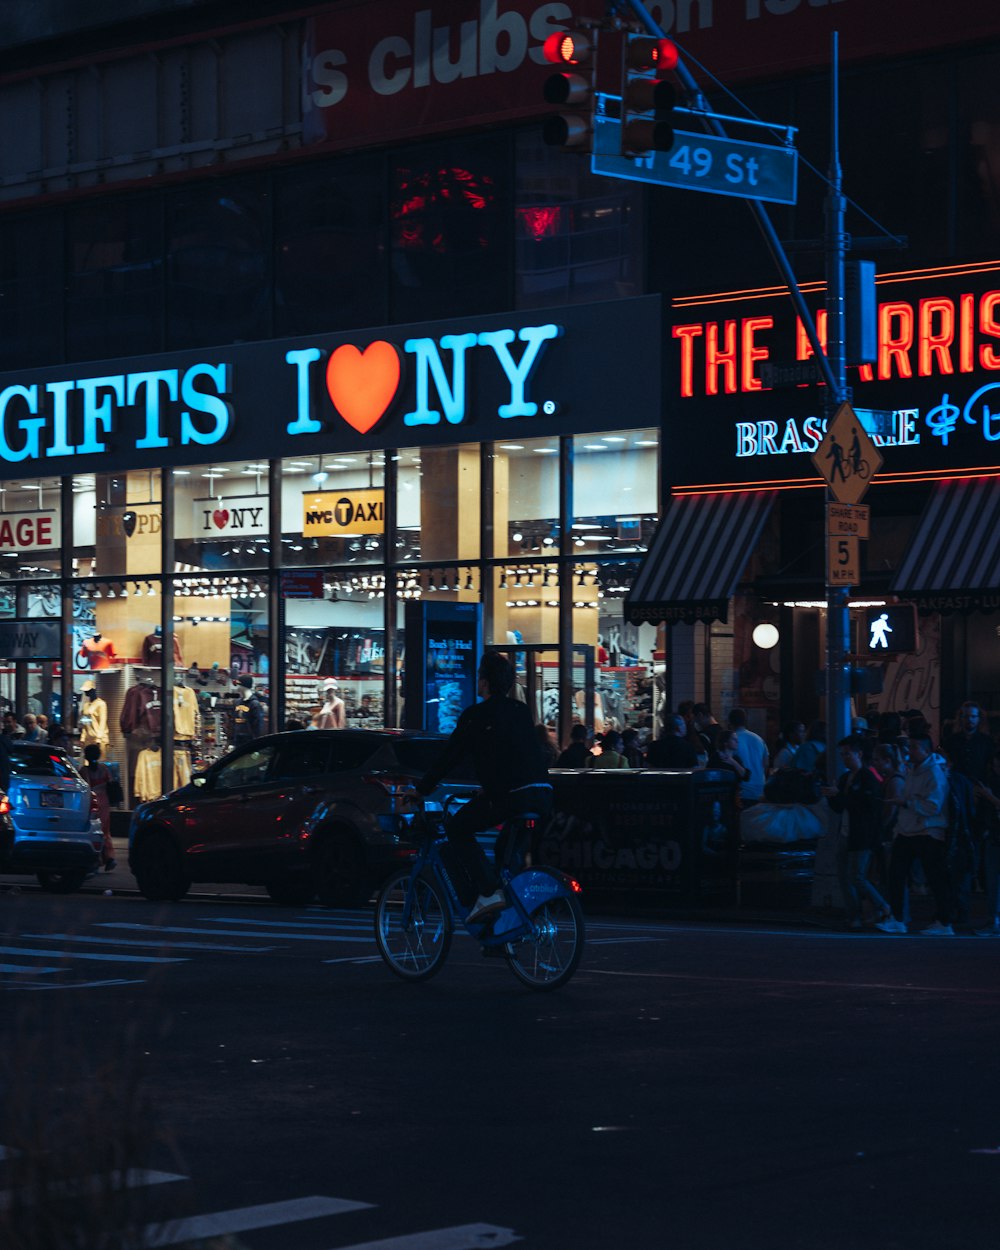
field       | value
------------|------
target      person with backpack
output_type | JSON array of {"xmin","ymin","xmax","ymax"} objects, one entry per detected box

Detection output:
[{"xmin": 877, "ymin": 731, "xmax": 954, "ymax": 936}]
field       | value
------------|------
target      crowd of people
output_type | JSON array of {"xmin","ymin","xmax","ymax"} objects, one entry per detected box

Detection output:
[{"xmin": 551, "ymin": 699, "xmax": 1000, "ymax": 937}]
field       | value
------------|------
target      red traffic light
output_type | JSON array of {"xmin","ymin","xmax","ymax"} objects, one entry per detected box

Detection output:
[
  {"xmin": 624, "ymin": 35, "xmax": 678, "ymax": 76},
  {"xmin": 543, "ymin": 30, "xmax": 593, "ymax": 67}
]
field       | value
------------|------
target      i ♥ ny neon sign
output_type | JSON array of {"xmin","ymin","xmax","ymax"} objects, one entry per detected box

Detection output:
[{"xmin": 285, "ymin": 322, "xmax": 561, "ymax": 436}]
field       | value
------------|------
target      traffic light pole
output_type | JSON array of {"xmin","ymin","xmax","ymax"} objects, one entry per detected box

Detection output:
[{"xmin": 624, "ymin": 1, "xmax": 853, "ymax": 775}]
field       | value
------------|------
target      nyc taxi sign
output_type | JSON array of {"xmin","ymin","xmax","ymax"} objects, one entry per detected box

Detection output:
[{"xmin": 303, "ymin": 489, "xmax": 385, "ymax": 536}]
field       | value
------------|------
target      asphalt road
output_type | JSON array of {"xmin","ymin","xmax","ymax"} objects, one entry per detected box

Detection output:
[{"xmin": 1, "ymin": 879, "xmax": 999, "ymax": 1250}]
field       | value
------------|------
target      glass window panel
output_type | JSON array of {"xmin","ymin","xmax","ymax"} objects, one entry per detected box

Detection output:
[
  {"xmin": 390, "ymin": 134, "xmax": 511, "ymax": 323},
  {"xmin": 214, "ymin": 745, "xmax": 275, "ymax": 790},
  {"xmin": 166, "ymin": 180, "xmax": 270, "ymax": 351},
  {"xmin": 515, "ymin": 127, "xmax": 645, "ymax": 309},
  {"xmin": 0, "ymin": 476, "xmax": 61, "ymax": 580},
  {"xmin": 274, "ymin": 155, "xmax": 387, "ymax": 335},
  {"xmin": 174, "ymin": 461, "xmax": 269, "ymax": 572},
  {"xmin": 84, "ymin": 470, "xmax": 162, "ymax": 580},
  {"xmin": 284, "ymin": 570, "xmax": 385, "ymax": 730},
  {"xmin": 572, "ymin": 429, "xmax": 659, "ymax": 557},
  {"xmin": 282, "ymin": 452, "xmax": 386, "ymax": 567},
  {"xmin": 493, "ymin": 437, "xmax": 560, "ymax": 559},
  {"xmin": 65, "ymin": 196, "xmax": 162, "ymax": 362},
  {"xmin": 0, "ymin": 211, "xmax": 63, "ymax": 371},
  {"xmin": 396, "ymin": 443, "xmax": 479, "ymax": 566}
]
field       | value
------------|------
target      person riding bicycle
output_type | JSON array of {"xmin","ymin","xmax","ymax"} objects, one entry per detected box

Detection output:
[{"xmin": 415, "ymin": 651, "xmax": 553, "ymax": 924}]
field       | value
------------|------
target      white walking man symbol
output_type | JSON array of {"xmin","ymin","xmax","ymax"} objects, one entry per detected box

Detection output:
[{"xmin": 870, "ymin": 612, "xmax": 893, "ymax": 649}]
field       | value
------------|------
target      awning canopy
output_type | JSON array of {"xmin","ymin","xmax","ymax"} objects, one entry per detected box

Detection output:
[
  {"xmin": 625, "ymin": 490, "xmax": 775, "ymax": 626},
  {"xmin": 892, "ymin": 477, "xmax": 1000, "ymax": 614}
]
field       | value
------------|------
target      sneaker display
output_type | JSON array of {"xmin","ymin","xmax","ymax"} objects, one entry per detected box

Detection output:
[
  {"xmin": 466, "ymin": 889, "xmax": 506, "ymax": 924},
  {"xmin": 876, "ymin": 917, "xmax": 908, "ymax": 934},
  {"xmin": 920, "ymin": 921, "xmax": 955, "ymax": 936}
]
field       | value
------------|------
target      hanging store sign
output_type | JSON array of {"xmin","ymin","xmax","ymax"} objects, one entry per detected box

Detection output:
[
  {"xmin": 194, "ymin": 496, "xmax": 268, "ymax": 538},
  {"xmin": 667, "ymin": 262, "xmax": 1000, "ymax": 491},
  {"xmin": 0, "ymin": 510, "xmax": 58, "ymax": 553},
  {"xmin": 303, "ymin": 489, "xmax": 386, "ymax": 536},
  {"xmin": 0, "ymin": 298, "xmax": 660, "ymax": 480}
]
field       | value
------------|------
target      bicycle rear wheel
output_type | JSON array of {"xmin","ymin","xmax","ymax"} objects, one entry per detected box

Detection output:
[
  {"xmin": 374, "ymin": 868, "xmax": 452, "ymax": 980},
  {"xmin": 504, "ymin": 891, "xmax": 585, "ymax": 990}
]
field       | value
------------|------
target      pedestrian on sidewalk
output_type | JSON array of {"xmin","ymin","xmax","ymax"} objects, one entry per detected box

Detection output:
[
  {"xmin": 973, "ymin": 746, "xmax": 1000, "ymax": 936},
  {"xmin": 822, "ymin": 735, "xmax": 891, "ymax": 929},
  {"xmin": 81, "ymin": 743, "xmax": 116, "ymax": 872},
  {"xmin": 877, "ymin": 732, "xmax": 952, "ymax": 935}
]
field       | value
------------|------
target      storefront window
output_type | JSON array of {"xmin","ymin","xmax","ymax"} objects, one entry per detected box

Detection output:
[
  {"xmin": 79, "ymin": 470, "xmax": 163, "ymax": 580},
  {"xmin": 0, "ymin": 476, "xmax": 61, "ymax": 579},
  {"xmin": 175, "ymin": 461, "xmax": 269, "ymax": 571},
  {"xmin": 397, "ymin": 443, "xmax": 480, "ymax": 566},
  {"xmin": 492, "ymin": 437, "xmax": 560, "ymax": 559},
  {"xmin": 283, "ymin": 452, "xmax": 386, "ymax": 567},
  {"xmin": 284, "ymin": 569, "xmax": 385, "ymax": 729}
]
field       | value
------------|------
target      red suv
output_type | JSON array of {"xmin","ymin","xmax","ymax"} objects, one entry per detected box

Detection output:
[{"xmin": 127, "ymin": 729, "xmax": 475, "ymax": 906}]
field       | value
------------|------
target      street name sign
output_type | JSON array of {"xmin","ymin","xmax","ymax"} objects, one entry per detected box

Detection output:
[{"xmin": 592, "ymin": 102, "xmax": 798, "ymax": 206}]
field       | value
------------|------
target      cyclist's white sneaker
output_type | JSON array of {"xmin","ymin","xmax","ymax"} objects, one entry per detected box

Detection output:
[
  {"xmin": 466, "ymin": 889, "xmax": 506, "ymax": 924},
  {"xmin": 919, "ymin": 921, "xmax": 955, "ymax": 936}
]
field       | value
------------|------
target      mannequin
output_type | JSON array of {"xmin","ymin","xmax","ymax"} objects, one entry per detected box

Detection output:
[
  {"xmin": 141, "ymin": 625, "xmax": 183, "ymax": 667},
  {"xmin": 232, "ymin": 676, "xmax": 266, "ymax": 743},
  {"xmin": 312, "ymin": 678, "xmax": 345, "ymax": 729},
  {"xmin": 78, "ymin": 683, "xmax": 110, "ymax": 748}
]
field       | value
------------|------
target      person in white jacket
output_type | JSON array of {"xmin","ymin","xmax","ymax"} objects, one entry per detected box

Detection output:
[{"xmin": 877, "ymin": 732, "xmax": 953, "ymax": 935}]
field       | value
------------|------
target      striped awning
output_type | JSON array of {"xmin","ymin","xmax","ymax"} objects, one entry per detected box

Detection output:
[
  {"xmin": 625, "ymin": 491, "xmax": 775, "ymax": 626},
  {"xmin": 892, "ymin": 477, "xmax": 1000, "ymax": 614}
]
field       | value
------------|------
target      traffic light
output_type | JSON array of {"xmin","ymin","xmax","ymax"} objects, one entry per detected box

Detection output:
[
  {"xmin": 541, "ymin": 28, "xmax": 595, "ymax": 152},
  {"xmin": 620, "ymin": 34, "xmax": 678, "ymax": 156}
]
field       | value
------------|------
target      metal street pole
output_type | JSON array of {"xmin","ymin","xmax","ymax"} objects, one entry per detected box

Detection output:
[{"xmin": 824, "ymin": 32, "xmax": 852, "ymax": 779}]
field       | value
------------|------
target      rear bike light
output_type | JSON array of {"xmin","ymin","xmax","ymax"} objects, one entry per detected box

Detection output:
[
  {"xmin": 0, "ymin": 794, "xmax": 10, "ymax": 815},
  {"xmin": 569, "ymin": 878, "xmax": 583, "ymax": 893}
]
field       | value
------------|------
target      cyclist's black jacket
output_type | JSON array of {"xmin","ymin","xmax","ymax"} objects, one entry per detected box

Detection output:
[{"xmin": 417, "ymin": 694, "xmax": 549, "ymax": 804}]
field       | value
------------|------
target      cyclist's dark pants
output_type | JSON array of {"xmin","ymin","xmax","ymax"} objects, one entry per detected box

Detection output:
[{"xmin": 443, "ymin": 785, "xmax": 553, "ymax": 906}]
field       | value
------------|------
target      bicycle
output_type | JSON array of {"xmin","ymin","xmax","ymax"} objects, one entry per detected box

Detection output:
[{"xmin": 374, "ymin": 794, "xmax": 585, "ymax": 991}]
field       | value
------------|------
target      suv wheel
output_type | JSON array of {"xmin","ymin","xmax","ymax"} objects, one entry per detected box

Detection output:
[
  {"xmin": 315, "ymin": 834, "xmax": 367, "ymax": 908},
  {"xmin": 133, "ymin": 830, "xmax": 190, "ymax": 902}
]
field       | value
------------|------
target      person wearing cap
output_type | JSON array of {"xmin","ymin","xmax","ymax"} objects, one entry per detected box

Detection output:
[
  {"xmin": 313, "ymin": 678, "xmax": 345, "ymax": 729},
  {"xmin": 232, "ymin": 676, "xmax": 266, "ymax": 744}
]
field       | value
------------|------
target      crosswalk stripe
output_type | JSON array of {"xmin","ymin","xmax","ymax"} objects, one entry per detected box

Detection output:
[
  {"xmin": 325, "ymin": 1222, "xmax": 522, "ymax": 1249},
  {"xmin": 198, "ymin": 916, "xmax": 371, "ymax": 932},
  {"xmin": 0, "ymin": 1169, "xmax": 186, "ymax": 1210},
  {"xmin": 23, "ymin": 933, "xmax": 277, "ymax": 953},
  {"xmin": 0, "ymin": 963, "xmax": 61, "ymax": 974},
  {"xmin": 28, "ymin": 978, "xmax": 147, "ymax": 991},
  {"xmin": 140, "ymin": 1194, "xmax": 374, "ymax": 1247},
  {"xmin": 0, "ymin": 944, "xmax": 186, "ymax": 965},
  {"xmin": 98, "ymin": 924, "xmax": 368, "ymax": 944}
]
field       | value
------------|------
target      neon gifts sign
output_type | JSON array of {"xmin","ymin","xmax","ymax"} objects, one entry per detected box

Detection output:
[
  {"xmin": 0, "ymin": 364, "xmax": 232, "ymax": 465},
  {"xmin": 284, "ymin": 322, "xmax": 561, "ymax": 437}
]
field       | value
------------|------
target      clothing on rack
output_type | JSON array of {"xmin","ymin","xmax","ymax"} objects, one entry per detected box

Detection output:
[
  {"xmin": 173, "ymin": 685, "xmax": 199, "ymax": 740},
  {"xmin": 78, "ymin": 696, "xmax": 110, "ymax": 747},
  {"xmin": 173, "ymin": 749, "xmax": 192, "ymax": 789},
  {"xmin": 133, "ymin": 747, "xmax": 163, "ymax": 801},
  {"xmin": 120, "ymin": 682, "xmax": 163, "ymax": 736}
]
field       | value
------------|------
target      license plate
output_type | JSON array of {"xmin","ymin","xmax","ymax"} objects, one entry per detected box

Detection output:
[{"xmin": 40, "ymin": 790, "xmax": 64, "ymax": 808}]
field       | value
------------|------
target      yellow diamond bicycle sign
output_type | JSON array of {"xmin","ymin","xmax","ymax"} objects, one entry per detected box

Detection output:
[{"xmin": 812, "ymin": 401, "xmax": 883, "ymax": 505}]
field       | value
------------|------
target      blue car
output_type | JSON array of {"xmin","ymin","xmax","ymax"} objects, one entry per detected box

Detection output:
[{"xmin": 0, "ymin": 742, "xmax": 104, "ymax": 893}]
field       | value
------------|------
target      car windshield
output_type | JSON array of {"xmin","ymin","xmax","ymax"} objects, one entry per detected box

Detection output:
[{"xmin": 9, "ymin": 748, "xmax": 82, "ymax": 781}]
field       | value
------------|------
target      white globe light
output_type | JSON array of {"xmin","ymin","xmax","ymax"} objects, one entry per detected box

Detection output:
[{"xmin": 752, "ymin": 622, "xmax": 780, "ymax": 649}]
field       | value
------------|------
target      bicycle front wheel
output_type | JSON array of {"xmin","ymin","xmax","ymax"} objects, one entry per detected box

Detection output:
[
  {"xmin": 374, "ymin": 869, "xmax": 452, "ymax": 981},
  {"xmin": 504, "ymin": 891, "xmax": 585, "ymax": 991}
]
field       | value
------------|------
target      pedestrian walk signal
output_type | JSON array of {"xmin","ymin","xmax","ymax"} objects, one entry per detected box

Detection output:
[{"xmin": 862, "ymin": 605, "xmax": 917, "ymax": 655}]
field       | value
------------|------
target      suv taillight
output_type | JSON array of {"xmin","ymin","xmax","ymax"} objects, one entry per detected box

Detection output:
[
  {"xmin": 90, "ymin": 791, "xmax": 100, "ymax": 817},
  {"xmin": 0, "ymin": 794, "xmax": 10, "ymax": 815}
]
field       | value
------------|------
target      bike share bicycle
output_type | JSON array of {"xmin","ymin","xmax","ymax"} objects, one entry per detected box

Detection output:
[{"xmin": 374, "ymin": 793, "xmax": 585, "ymax": 991}]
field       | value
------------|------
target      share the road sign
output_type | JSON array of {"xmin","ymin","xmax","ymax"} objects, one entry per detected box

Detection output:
[{"xmin": 812, "ymin": 402, "xmax": 883, "ymax": 505}]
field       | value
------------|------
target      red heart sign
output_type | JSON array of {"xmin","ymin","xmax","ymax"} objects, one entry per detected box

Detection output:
[
  {"xmin": 326, "ymin": 341, "xmax": 401, "ymax": 434},
  {"xmin": 213, "ymin": 509, "xmax": 230, "ymax": 530}
]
